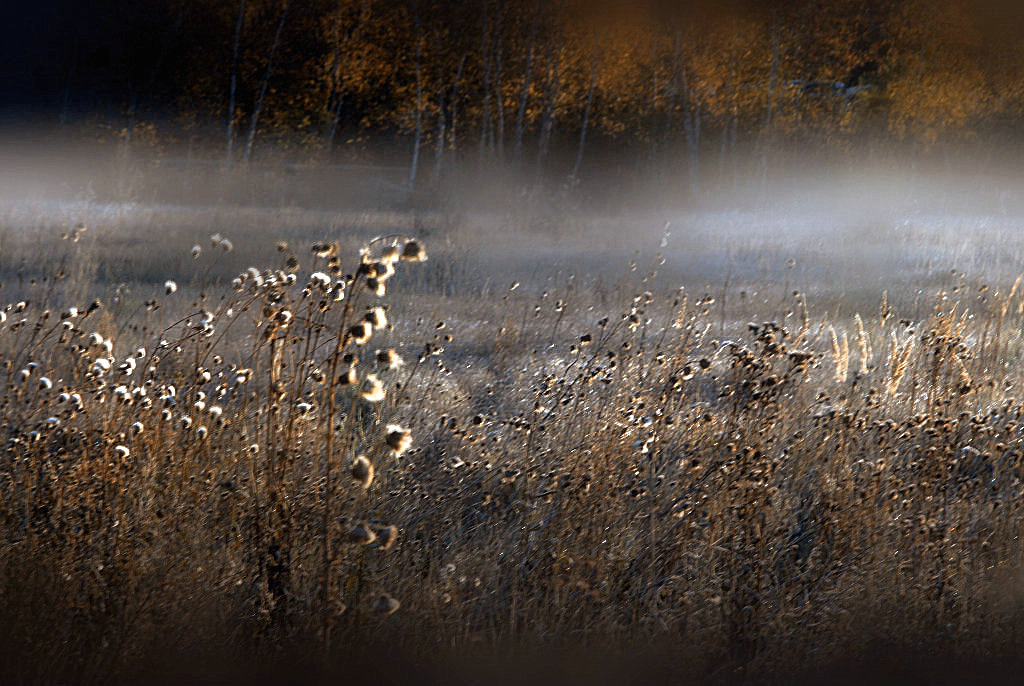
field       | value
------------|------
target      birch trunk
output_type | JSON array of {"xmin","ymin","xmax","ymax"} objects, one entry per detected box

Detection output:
[
  {"xmin": 569, "ymin": 46, "xmax": 598, "ymax": 189},
  {"xmin": 225, "ymin": 0, "xmax": 247, "ymax": 170},
  {"xmin": 244, "ymin": 1, "xmax": 289, "ymax": 166}
]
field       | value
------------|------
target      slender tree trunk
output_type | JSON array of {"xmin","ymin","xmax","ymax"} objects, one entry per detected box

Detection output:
[
  {"xmin": 663, "ymin": 33, "xmax": 680, "ymax": 174},
  {"xmin": 494, "ymin": 32, "xmax": 505, "ymax": 162},
  {"xmin": 324, "ymin": 9, "xmax": 344, "ymax": 155},
  {"xmin": 569, "ymin": 46, "xmax": 599, "ymax": 189},
  {"xmin": 432, "ymin": 82, "xmax": 446, "ymax": 185},
  {"xmin": 535, "ymin": 50, "xmax": 560, "ymax": 178},
  {"xmin": 761, "ymin": 20, "xmax": 780, "ymax": 198},
  {"xmin": 719, "ymin": 54, "xmax": 736, "ymax": 186},
  {"xmin": 226, "ymin": 0, "xmax": 247, "ymax": 170},
  {"xmin": 244, "ymin": 1, "xmax": 289, "ymax": 166},
  {"xmin": 478, "ymin": 0, "xmax": 492, "ymax": 162},
  {"xmin": 513, "ymin": 1, "xmax": 540, "ymax": 165},
  {"xmin": 680, "ymin": 63, "xmax": 701, "ymax": 193},
  {"xmin": 449, "ymin": 55, "xmax": 466, "ymax": 154},
  {"xmin": 60, "ymin": 9, "xmax": 81, "ymax": 126},
  {"xmin": 409, "ymin": 8, "xmax": 425, "ymax": 190},
  {"xmin": 325, "ymin": 0, "xmax": 370, "ymax": 156},
  {"xmin": 325, "ymin": 92, "xmax": 344, "ymax": 156}
]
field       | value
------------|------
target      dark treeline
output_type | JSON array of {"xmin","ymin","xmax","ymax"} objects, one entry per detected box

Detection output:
[{"xmin": 7, "ymin": 0, "xmax": 1024, "ymax": 192}]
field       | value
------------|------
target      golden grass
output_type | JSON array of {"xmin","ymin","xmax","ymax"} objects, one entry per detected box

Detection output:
[{"xmin": 3, "ymin": 212, "xmax": 1024, "ymax": 681}]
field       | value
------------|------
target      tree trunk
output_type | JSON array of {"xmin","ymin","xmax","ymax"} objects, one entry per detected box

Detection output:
[
  {"xmin": 449, "ymin": 55, "xmax": 466, "ymax": 154},
  {"xmin": 409, "ymin": 8, "xmax": 425, "ymax": 190},
  {"xmin": 244, "ymin": 1, "xmax": 289, "ymax": 166},
  {"xmin": 325, "ymin": 0, "xmax": 370, "ymax": 156},
  {"xmin": 60, "ymin": 9, "xmax": 81, "ymax": 126},
  {"xmin": 478, "ymin": 0, "xmax": 492, "ymax": 162},
  {"xmin": 226, "ymin": 0, "xmax": 247, "ymax": 170},
  {"xmin": 535, "ymin": 49, "xmax": 560, "ymax": 179},
  {"xmin": 513, "ymin": 1, "xmax": 540, "ymax": 165},
  {"xmin": 325, "ymin": 92, "xmax": 344, "ymax": 156},
  {"xmin": 494, "ymin": 34, "xmax": 505, "ymax": 162},
  {"xmin": 569, "ymin": 46, "xmax": 598, "ymax": 189},
  {"xmin": 760, "ymin": 20, "xmax": 780, "ymax": 198},
  {"xmin": 432, "ymin": 82, "xmax": 446, "ymax": 185},
  {"xmin": 680, "ymin": 63, "xmax": 701, "ymax": 193}
]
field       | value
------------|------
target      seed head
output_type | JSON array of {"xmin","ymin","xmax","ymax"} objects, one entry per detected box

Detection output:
[
  {"xmin": 385, "ymin": 424, "xmax": 412, "ymax": 456},
  {"xmin": 372, "ymin": 593, "xmax": 400, "ymax": 615},
  {"xmin": 164, "ymin": 281, "xmax": 178, "ymax": 295},
  {"xmin": 339, "ymin": 366, "xmax": 359, "ymax": 386},
  {"xmin": 345, "ymin": 523, "xmax": 377, "ymax": 545},
  {"xmin": 375, "ymin": 348, "xmax": 404, "ymax": 370},
  {"xmin": 360, "ymin": 374, "xmax": 386, "ymax": 403},
  {"xmin": 351, "ymin": 455, "xmax": 374, "ymax": 488},
  {"xmin": 310, "ymin": 272, "xmax": 331, "ymax": 290},
  {"xmin": 365, "ymin": 306, "xmax": 388, "ymax": 330},
  {"xmin": 347, "ymin": 322, "xmax": 372, "ymax": 346},
  {"xmin": 113, "ymin": 445, "xmax": 130, "ymax": 459},
  {"xmin": 191, "ymin": 245, "xmax": 202, "ymax": 259},
  {"xmin": 373, "ymin": 524, "xmax": 399, "ymax": 550},
  {"xmin": 401, "ymin": 240, "xmax": 427, "ymax": 262}
]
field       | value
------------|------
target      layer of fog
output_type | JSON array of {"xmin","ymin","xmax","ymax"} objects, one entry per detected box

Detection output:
[{"xmin": 2, "ymin": 141, "xmax": 1023, "ymax": 315}]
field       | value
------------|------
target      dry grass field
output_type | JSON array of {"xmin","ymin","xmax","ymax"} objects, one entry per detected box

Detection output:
[{"xmin": 4, "ymin": 193, "xmax": 1024, "ymax": 683}]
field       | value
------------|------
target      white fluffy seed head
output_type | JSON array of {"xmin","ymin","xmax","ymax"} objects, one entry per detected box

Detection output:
[
  {"xmin": 360, "ymin": 374, "xmax": 386, "ymax": 403},
  {"xmin": 351, "ymin": 455, "xmax": 374, "ymax": 489},
  {"xmin": 385, "ymin": 424, "xmax": 412, "ymax": 456},
  {"xmin": 365, "ymin": 307, "xmax": 388, "ymax": 330}
]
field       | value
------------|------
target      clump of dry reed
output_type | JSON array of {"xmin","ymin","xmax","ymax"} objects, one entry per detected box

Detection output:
[{"xmin": 0, "ymin": 231, "xmax": 432, "ymax": 679}]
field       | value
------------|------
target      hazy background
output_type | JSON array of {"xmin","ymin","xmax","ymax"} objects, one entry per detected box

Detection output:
[{"xmin": 4, "ymin": 0, "xmax": 1024, "ymax": 315}]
